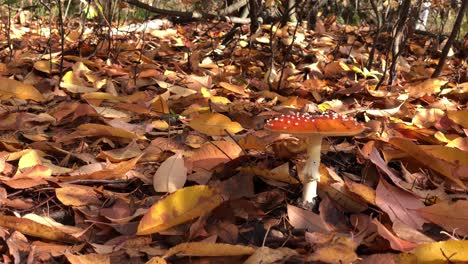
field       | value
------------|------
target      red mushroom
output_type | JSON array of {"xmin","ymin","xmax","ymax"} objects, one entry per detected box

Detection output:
[{"xmin": 265, "ymin": 112, "xmax": 365, "ymax": 207}]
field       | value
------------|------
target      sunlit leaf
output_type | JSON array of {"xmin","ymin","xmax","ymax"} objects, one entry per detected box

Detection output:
[
  {"xmin": 0, "ymin": 214, "xmax": 79, "ymax": 243},
  {"xmin": 137, "ymin": 185, "xmax": 223, "ymax": 235},
  {"xmin": 0, "ymin": 78, "xmax": 46, "ymax": 102},
  {"xmin": 164, "ymin": 242, "xmax": 255, "ymax": 257},
  {"xmin": 412, "ymin": 240, "xmax": 468, "ymax": 263},
  {"xmin": 188, "ymin": 113, "xmax": 244, "ymax": 136}
]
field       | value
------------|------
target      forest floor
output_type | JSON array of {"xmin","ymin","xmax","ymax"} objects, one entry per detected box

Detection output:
[{"xmin": 0, "ymin": 14, "xmax": 467, "ymax": 263}]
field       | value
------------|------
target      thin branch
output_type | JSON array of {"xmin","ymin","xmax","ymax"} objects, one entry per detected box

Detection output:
[{"xmin": 123, "ymin": 0, "xmax": 251, "ymax": 24}]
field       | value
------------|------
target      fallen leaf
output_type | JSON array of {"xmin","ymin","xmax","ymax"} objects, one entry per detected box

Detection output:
[
  {"xmin": 58, "ymin": 123, "xmax": 146, "ymax": 143},
  {"xmin": 244, "ymin": 246, "xmax": 298, "ymax": 264},
  {"xmin": 153, "ymin": 153, "xmax": 187, "ymax": 193},
  {"xmin": 287, "ymin": 204, "xmax": 328, "ymax": 232},
  {"xmin": 56, "ymin": 184, "xmax": 101, "ymax": 206},
  {"xmin": 412, "ymin": 240, "xmax": 468, "ymax": 263},
  {"xmin": 407, "ymin": 78, "xmax": 447, "ymax": 98},
  {"xmin": 372, "ymin": 218, "xmax": 417, "ymax": 252},
  {"xmin": 389, "ymin": 137, "xmax": 466, "ymax": 189},
  {"xmin": 163, "ymin": 242, "xmax": 254, "ymax": 257},
  {"xmin": 0, "ymin": 77, "xmax": 46, "ymax": 102},
  {"xmin": 137, "ymin": 185, "xmax": 223, "ymax": 235},
  {"xmin": 447, "ymin": 109, "xmax": 468, "ymax": 128},
  {"xmin": 376, "ymin": 177, "xmax": 426, "ymax": 230},
  {"xmin": 0, "ymin": 214, "xmax": 78, "ymax": 243},
  {"xmin": 416, "ymin": 200, "xmax": 468, "ymax": 236},
  {"xmin": 188, "ymin": 140, "xmax": 242, "ymax": 171},
  {"xmin": 65, "ymin": 253, "xmax": 110, "ymax": 264},
  {"xmin": 307, "ymin": 242, "xmax": 358, "ymax": 263},
  {"xmin": 219, "ymin": 82, "xmax": 248, "ymax": 96},
  {"xmin": 188, "ymin": 112, "xmax": 244, "ymax": 136}
]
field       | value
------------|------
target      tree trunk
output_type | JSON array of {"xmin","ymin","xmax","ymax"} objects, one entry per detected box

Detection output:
[
  {"xmin": 432, "ymin": 0, "xmax": 467, "ymax": 78},
  {"xmin": 388, "ymin": 0, "xmax": 411, "ymax": 85}
]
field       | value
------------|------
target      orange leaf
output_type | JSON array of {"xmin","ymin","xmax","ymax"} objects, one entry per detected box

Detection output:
[
  {"xmin": 65, "ymin": 253, "xmax": 110, "ymax": 264},
  {"xmin": 188, "ymin": 141, "xmax": 242, "ymax": 171},
  {"xmin": 58, "ymin": 123, "xmax": 146, "ymax": 142},
  {"xmin": 163, "ymin": 242, "xmax": 255, "ymax": 258},
  {"xmin": 0, "ymin": 77, "xmax": 46, "ymax": 102}
]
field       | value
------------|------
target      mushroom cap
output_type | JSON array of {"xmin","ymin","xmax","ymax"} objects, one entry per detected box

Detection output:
[{"xmin": 265, "ymin": 112, "xmax": 365, "ymax": 136}]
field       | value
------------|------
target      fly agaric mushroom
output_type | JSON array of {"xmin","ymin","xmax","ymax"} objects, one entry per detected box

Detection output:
[{"xmin": 265, "ymin": 112, "xmax": 365, "ymax": 207}]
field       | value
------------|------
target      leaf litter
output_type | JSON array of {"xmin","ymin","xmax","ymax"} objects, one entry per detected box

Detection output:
[{"xmin": 0, "ymin": 11, "xmax": 467, "ymax": 264}]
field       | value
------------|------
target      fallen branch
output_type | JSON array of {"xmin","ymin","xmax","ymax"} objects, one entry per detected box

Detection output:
[{"xmin": 122, "ymin": 0, "xmax": 251, "ymax": 24}]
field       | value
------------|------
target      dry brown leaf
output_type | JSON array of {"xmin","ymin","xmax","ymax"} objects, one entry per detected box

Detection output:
[
  {"xmin": 244, "ymin": 247, "xmax": 298, "ymax": 264},
  {"xmin": 188, "ymin": 140, "xmax": 242, "ymax": 171},
  {"xmin": 287, "ymin": 204, "xmax": 328, "ymax": 232},
  {"xmin": 407, "ymin": 78, "xmax": 447, "ymax": 98},
  {"xmin": 372, "ymin": 218, "xmax": 417, "ymax": 252},
  {"xmin": 416, "ymin": 200, "xmax": 468, "ymax": 236},
  {"xmin": 0, "ymin": 77, "xmax": 46, "ymax": 102},
  {"xmin": 376, "ymin": 177, "xmax": 426, "ymax": 230},
  {"xmin": 153, "ymin": 153, "xmax": 187, "ymax": 193},
  {"xmin": 389, "ymin": 137, "xmax": 466, "ymax": 189},
  {"xmin": 56, "ymin": 184, "xmax": 101, "ymax": 206}
]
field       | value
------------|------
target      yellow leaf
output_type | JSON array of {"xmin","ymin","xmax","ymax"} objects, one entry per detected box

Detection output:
[
  {"xmin": 146, "ymin": 257, "xmax": 167, "ymax": 264},
  {"xmin": 151, "ymin": 120, "xmax": 169, "ymax": 131},
  {"xmin": 18, "ymin": 149, "xmax": 43, "ymax": 170},
  {"xmin": 447, "ymin": 109, "xmax": 468, "ymax": 128},
  {"xmin": 219, "ymin": 82, "xmax": 248, "ymax": 96},
  {"xmin": 210, "ymin": 96, "xmax": 231, "ymax": 105},
  {"xmin": 188, "ymin": 113, "xmax": 243, "ymax": 136},
  {"xmin": 164, "ymin": 242, "xmax": 255, "ymax": 258},
  {"xmin": 0, "ymin": 214, "xmax": 78, "ymax": 243},
  {"xmin": 407, "ymin": 78, "xmax": 447, "ymax": 98},
  {"xmin": 412, "ymin": 240, "xmax": 468, "ymax": 263},
  {"xmin": 34, "ymin": 60, "xmax": 57, "ymax": 74},
  {"xmin": 0, "ymin": 77, "xmax": 46, "ymax": 102},
  {"xmin": 419, "ymin": 145, "xmax": 468, "ymax": 166},
  {"xmin": 137, "ymin": 185, "xmax": 223, "ymax": 235}
]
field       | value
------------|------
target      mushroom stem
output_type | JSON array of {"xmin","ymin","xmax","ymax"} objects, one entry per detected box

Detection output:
[{"xmin": 302, "ymin": 135, "xmax": 323, "ymax": 205}]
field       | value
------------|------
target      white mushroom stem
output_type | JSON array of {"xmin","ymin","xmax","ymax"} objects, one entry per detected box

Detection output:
[{"xmin": 301, "ymin": 135, "xmax": 323, "ymax": 205}]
